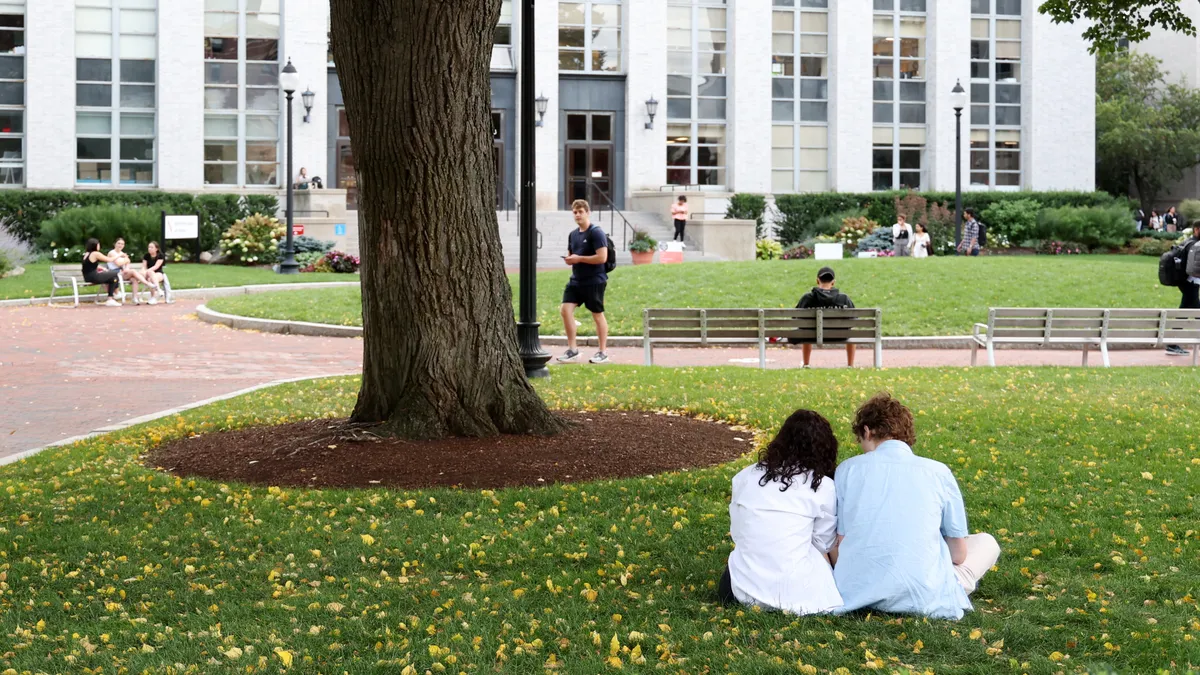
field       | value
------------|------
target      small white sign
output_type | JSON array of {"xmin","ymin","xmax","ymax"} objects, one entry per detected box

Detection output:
[
  {"xmin": 814, "ymin": 242, "xmax": 844, "ymax": 261},
  {"xmin": 164, "ymin": 215, "xmax": 199, "ymax": 240}
]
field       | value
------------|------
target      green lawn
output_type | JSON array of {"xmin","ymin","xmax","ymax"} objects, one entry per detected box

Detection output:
[
  {"xmin": 1, "ymin": 367, "xmax": 1196, "ymax": 674},
  {"xmin": 0, "ymin": 262, "xmax": 355, "ymax": 300},
  {"xmin": 206, "ymin": 255, "xmax": 1181, "ymax": 337}
]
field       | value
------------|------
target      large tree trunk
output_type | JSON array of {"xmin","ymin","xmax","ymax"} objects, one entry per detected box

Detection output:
[{"xmin": 331, "ymin": 0, "xmax": 565, "ymax": 439}]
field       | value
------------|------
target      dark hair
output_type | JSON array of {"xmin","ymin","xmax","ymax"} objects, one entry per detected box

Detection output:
[
  {"xmin": 147, "ymin": 241, "xmax": 160, "ymax": 253},
  {"xmin": 915, "ymin": 223, "xmax": 927, "ymax": 233},
  {"xmin": 965, "ymin": 208, "xmax": 976, "ymax": 219},
  {"xmin": 757, "ymin": 409, "xmax": 839, "ymax": 492},
  {"xmin": 852, "ymin": 392, "xmax": 916, "ymax": 447},
  {"xmin": 85, "ymin": 238, "xmax": 100, "ymax": 253},
  {"xmin": 115, "ymin": 237, "xmax": 124, "ymax": 244},
  {"xmin": 679, "ymin": 195, "xmax": 688, "ymax": 203}
]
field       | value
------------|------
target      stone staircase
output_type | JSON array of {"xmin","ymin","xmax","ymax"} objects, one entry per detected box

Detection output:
[{"xmin": 496, "ymin": 210, "xmax": 725, "ymax": 268}]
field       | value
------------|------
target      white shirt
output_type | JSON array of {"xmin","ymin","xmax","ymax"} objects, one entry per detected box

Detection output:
[
  {"xmin": 728, "ymin": 464, "xmax": 843, "ymax": 615},
  {"xmin": 912, "ymin": 232, "xmax": 931, "ymax": 258},
  {"xmin": 892, "ymin": 222, "xmax": 913, "ymax": 241}
]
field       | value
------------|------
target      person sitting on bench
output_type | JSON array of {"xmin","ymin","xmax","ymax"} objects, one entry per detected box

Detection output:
[
  {"xmin": 82, "ymin": 238, "xmax": 123, "ymax": 307},
  {"xmin": 792, "ymin": 266, "xmax": 856, "ymax": 368},
  {"xmin": 106, "ymin": 237, "xmax": 153, "ymax": 304}
]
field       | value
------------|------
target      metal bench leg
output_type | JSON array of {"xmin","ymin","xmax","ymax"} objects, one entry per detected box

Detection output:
[
  {"xmin": 987, "ymin": 340, "xmax": 996, "ymax": 367},
  {"xmin": 1100, "ymin": 341, "xmax": 1111, "ymax": 368},
  {"xmin": 874, "ymin": 341, "xmax": 882, "ymax": 369},
  {"xmin": 70, "ymin": 279, "xmax": 80, "ymax": 308},
  {"xmin": 643, "ymin": 339, "xmax": 653, "ymax": 367},
  {"xmin": 758, "ymin": 336, "xmax": 766, "ymax": 369},
  {"xmin": 1193, "ymin": 347, "xmax": 1198, "ymax": 367},
  {"xmin": 970, "ymin": 341, "xmax": 978, "ymax": 367},
  {"xmin": 163, "ymin": 275, "xmax": 173, "ymax": 303},
  {"xmin": 1082, "ymin": 344, "xmax": 1089, "ymax": 368}
]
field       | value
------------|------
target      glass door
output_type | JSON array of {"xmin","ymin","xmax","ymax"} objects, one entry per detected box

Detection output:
[{"xmin": 563, "ymin": 112, "xmax": 614, "ymax": 208}]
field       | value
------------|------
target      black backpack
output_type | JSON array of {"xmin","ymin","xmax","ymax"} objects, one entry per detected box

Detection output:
[
  {"xmin": 977, "ymin": 221, "xmax": 988, "ymax": 248},
  {"xmin": 604, "ymin": 234, "xmax": 617, "ymax": 273},
  {"xmin": 1159, "ymin": 241, "xmax": 1194, "ymax": 287}
]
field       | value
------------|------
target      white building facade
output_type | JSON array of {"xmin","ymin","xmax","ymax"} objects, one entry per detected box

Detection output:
[{"xmin": 3, "ymin": 0, "xmax": 1096, "ymax": 210}]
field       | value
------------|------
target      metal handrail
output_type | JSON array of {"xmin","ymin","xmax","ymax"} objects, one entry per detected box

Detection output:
[
  {"xmin": 499, "ymin": 184, "xmax": 520, "ymax": 221},
  {"xmin": 585, "ymin": 182, "xmax": 636, "ymax": 251}
]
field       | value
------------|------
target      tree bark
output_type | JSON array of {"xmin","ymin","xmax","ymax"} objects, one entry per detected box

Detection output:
[{"xmin": 331, "ymin": 0, "xmax": 565, "ymax": 439}]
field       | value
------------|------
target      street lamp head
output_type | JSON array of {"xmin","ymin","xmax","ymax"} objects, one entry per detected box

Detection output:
[
  {"xmin": 950, "ymin": 78, "xmax": 967, "ymax": 112},
  {"xmin": 645, "ymin": 96, "xmax": 659, "ymax": 130},
  {"xmin": 535, "ymin": 93, "xmax": 548, "ymax": 127},
  {"xmin": 280, "ymin": 59, "xmax": 300, "ymax": 95}
]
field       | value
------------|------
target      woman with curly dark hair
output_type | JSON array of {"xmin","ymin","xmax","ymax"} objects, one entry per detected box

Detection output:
[{"xmin": 717, "ymin": 409, "xmax": 843, "ymax": 615}]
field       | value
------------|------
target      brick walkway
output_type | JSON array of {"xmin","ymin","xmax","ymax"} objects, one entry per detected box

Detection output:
[{"xmin": 0, "ymin": 299, "xmax": 1190, "ymax": 460}]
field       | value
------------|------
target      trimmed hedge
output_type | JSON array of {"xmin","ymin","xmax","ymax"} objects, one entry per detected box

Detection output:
[
  {"xmin": 39, "ymin": 205, "xmax": 163, "ymax": 254},
  {"xmin": 0, "ymin": 191, "xmax": 279, "ymax": 251},
  {"xmin": 771, "ymin": 191, "xmax": 1128, "ymax": 245},
  {"xmin": 725, "ymin": 193, "xmax": 768, "ymax": 239}
]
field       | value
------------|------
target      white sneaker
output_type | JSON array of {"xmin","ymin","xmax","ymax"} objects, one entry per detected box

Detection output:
[
  {"xmin": 148, "ymin": 296, "xmax": 158, "ymax": 305},
  {"xmin": 104, "ymin": 298, "xmax": 120, "ymax": 307}
]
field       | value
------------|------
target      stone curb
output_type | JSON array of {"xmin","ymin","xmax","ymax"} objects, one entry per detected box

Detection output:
[
  {"xmin": 197, "ymin": 304, "xmax": 363, "ymax": 338},
  {"xmin": 0, "ymin": 373, "xmax": 359, "ymax": 467},
  {"xmin": 0, "ymin": 281, "xmax": 360, "ymax": 308}
]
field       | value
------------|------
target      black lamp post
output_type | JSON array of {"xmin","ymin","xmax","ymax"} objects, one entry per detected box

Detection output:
[
  {"xmin": 951, "ymin": 79, "xmax": 967, "ymax": 250},
  {"xmin": 517, "ymin": 0, "xmax": 550, "ymax": 378},
  {"xmin": 278, "ymin": 59, "xmax": 300, "ymax": 274}
]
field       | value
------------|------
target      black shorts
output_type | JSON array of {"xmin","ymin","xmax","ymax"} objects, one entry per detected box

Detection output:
[{"xmin": 563, "ymin": 282, "xmax": 606, "ymax": 314}]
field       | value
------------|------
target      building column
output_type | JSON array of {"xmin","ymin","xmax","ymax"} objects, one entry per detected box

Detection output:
[
  {"xmin": 828, "ymin": 0, "xmax": 872, "ymax": 192},
  {"xmin": 928, "ymin": 0, "xmax": 969, "ymax": 192},
  {"xmin": 625, "ymin": 0, "xmax": 666, "ymax": 194},
  {"xmin": 532, "ymin": 0, "xmax": 559, "ymax": 210},
  {"xmin": 728, "ymin": 0, "xmax": 771, "ymax": 194},
  {"xmin": 1025, "ymin": 8, "xmax": 1094, "ymax": 191},
  {"xmin": 25, "ymin": 0, "xmax": 75, "ymax": 189},
  {"xmin": 282, "ymin": 0, "xmax": 329, "ymax": 190},
  {"xmin": 157, "ymin": 2, "xmax": 204, "ymax": 191}
]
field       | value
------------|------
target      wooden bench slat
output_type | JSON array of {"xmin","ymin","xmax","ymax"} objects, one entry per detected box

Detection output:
[{"xmin": 993, "ymin": 329, "xmax": 1100, "ymax": 339}]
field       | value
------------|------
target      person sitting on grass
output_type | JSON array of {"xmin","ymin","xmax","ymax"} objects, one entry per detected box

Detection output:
[
  {"xmin": 793, "ymin": 266, "xmax": 856, "ymax": 368},
  {"xmin": 832, "ymin": 393, "xmax": 1000, "ymax": 620},
  {"xmin": 718, "ymin": 409, "xmax": 843, "ymax": 616},
  {"xmin": 106, "ymin": 237, "xmax": 153, "ymax": 305},
  {"xmin": 81, "ymin": 238, "xmax": 124, "ymax": 307}
]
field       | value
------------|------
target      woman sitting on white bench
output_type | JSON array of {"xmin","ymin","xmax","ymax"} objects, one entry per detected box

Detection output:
[
  {"xmin": 140, "ymin": 241, "xmax": 166, "ymax": 305},
  {"xmin": 82, "ymin": 238, "xmax": 123, "ymax": 307},
  {"xmin": 106, "ymin": 237, "xmax": 155, "ymax": 305}
]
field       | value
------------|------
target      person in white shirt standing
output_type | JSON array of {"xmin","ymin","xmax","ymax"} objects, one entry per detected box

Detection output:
[
  {"xmin": 892, "ymin": 215, "xmax": 913, "ymax": 257},
  {"xmin": 718, "ymin": 409, "xmax": 843, "ymax": 616}
]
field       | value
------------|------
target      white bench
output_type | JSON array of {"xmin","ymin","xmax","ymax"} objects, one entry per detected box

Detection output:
[
  {"xmin": 972, "ymin": 308, "xmax": 1200, "ymax": 367},
  {"xmin": 50, "ymin": 262, "xmax": 173, "ymax": 307},
  {"xmin": 643, "ymin": 307, "xmax": 884, "ymax": 369}
]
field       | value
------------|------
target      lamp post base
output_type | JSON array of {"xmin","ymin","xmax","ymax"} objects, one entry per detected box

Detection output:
[
  {"xmin": 517, "ymin": 321, "xmax": 551, "ymax": 379},
  {"xmin": 278, "ymin": 253, "xmax": 300, "ymax": 275}
]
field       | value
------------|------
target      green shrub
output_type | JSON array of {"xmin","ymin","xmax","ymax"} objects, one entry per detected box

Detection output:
[
  {"xmin": 1036, "ymin": 240, "xmax": 1089, "ymax": 255},
  {"xmin": 0, "ymin": 190, "xmax": 279, "ymax": 251},
  {"xmin": 220, "ymin": 214, "xmax": 285, "ymax": 265},
  {"xmin": 981, "ymin": 198, "xmax": 1041, "ymax": 243},
  {"xmin": 1177, "ymin": 199, "xmax": 1200, "ymax": 223},
  {"xmin": 781, "ymin": 243, "xmax": 811, "ymax": 260},
  {"xmin": 856, "ymin": 226, "xmax": 895, "ymax": 254},
  {"xmin": 281, "ymin": 236, "xmax": 335, "ymax": 255},
  {"xmin": 812, "ymin": 208, "xmax": 866, "ymax": 240},
  {"xmin": 774, "ymin": 193, "xmax": 865, "ymax": 245},
  {"xmin": 1134, "ymin": 237, "xmax": 1176, "ymax": 256},
  {"xmin": 0, "ymin": 250, "xmax": 9, "ymax": 276},
  {"xmin": 836, "ymin": 217, "xmax": 877, "ymax": 249},
  {"xmin": 755, "ymin": 238, "xmax": 783, "ymax": 260},
  {"xmin": 38, "ymin": 205, "xmax": 163, "ymax": 254},
  {"xmin": 629, "ymin": 230, "xmax": 657, "ymax": 253},
  {"xmin": 1034, "ymin": 205, "xmax": 1136, "ymax": 249},
  {"xmin": 726, "ymin": 194, "xmax": 768, "ymax": 238}
]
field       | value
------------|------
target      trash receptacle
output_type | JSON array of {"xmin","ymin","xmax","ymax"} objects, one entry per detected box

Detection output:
[{"xmin": 659, "ymin": 241, "xmax": 685, "ymax": 264}]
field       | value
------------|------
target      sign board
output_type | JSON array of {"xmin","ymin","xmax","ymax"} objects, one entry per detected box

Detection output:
[
  {"xmin": 334, "ymin": 224, "xmax": 346, "ymax": 236},
  {"xmin": 814, "ymin": 242, "xmax": 844, "ymax": 261},
  {"xmin": 294, "ymin": 224, "xmax": 305, "ymax": 236},
  {"xmin": 164, "ymin": 215, "xmax": 199, "ymax": 240}
]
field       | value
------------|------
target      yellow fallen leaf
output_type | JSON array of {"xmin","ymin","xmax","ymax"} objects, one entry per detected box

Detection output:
[
  {"xmin": 274, "ymin": 648, "xmax": 293, "ymax": 668},
  {"xmin": 360, "ymin": 534, "xmax": 375, "ymax": 546},
  {"xmin": 609, "ymin": 633, "xmax": 620, "ymax": 657},
  {"xmin": 1048, "ymin": 651, "xmax": 1064, "ymax": 662},
  {"xmin": 969, "ymin": 629, "xmax": 982, "ymax": 640}
]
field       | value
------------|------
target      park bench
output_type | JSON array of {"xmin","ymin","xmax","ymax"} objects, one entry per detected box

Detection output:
[
  {"xmin": 49, "ymin": 262, "xmax": 174, "ymax": 308},
  {"xmin": 642, "ymin": 307, "xmax": 884, "ymax": 369},
  {"xmin": 971, "ymin": 307, "xmax": 1200, "ymax": 367}
]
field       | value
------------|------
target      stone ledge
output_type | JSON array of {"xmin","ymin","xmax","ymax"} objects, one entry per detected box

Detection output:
[
  {"xmin": 0, "ymin": 281, "xmax": 360, "ymax": 308},
  {"xmin": 197, "ymin": 304, "xmax": 363, "ymax": 338}
]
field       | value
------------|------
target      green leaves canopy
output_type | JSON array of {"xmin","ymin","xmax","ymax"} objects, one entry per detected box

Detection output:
[{"xmin": 1038, "ymin": 0, "xmax": 1196, "ymax": 50}]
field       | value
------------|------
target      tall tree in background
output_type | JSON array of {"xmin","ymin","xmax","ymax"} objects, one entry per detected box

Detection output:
[
  {"xmin": 1038, "ymin": 0, "xmax": 1196, "ymax": 48},
  {"xmin": 330, "ymin": 0, "xmax": 565, "ymax": 439},
  {"xmin": 1095, "ymin": 51, "xmax": 1200, "ymax": 209}
]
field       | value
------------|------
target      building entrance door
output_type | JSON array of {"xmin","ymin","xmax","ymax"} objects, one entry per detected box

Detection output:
[{"xmin": 563, "ymin": 112, "xmax": 613, "ymax": 208}]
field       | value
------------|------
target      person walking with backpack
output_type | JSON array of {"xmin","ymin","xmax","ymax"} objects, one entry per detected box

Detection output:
[
  {"xmin": 957, "ymin": 209, "xmax": 982, "ymax": 256},
  {"xmin": 557, "ymin": 199, "xmax": 612, "ymax": 364},
  {"xmin": 1166, "ymin": 227, "xmax": 1200, "ymax": 356}
]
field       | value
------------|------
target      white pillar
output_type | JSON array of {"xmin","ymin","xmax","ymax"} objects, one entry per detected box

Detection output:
[
  {"xmin": 1025, "ymin": 9, "xmax": 1094, "ymax": 191},
  {"xmin": 157, "ymin": 2, "xmax": 204, "ymax": 191},
  {"xmin": 928, "ymin": 0, "xmax": 970, "ymax": 192},
  {"xmin": 828, "ymin": 0, "xmax": 872, "ymax": 192},
  {"xmin": 25, "ymin": 0, "xmax": 75, "ymax": 189},
  {"xmin": 533, "ymin": 0, "xmax": 559, "ymax": 210},
  {"xmin": 728, "ymin": 0, "xmax": 771, "ymax": 194},
  {"xmin": 625, "ymin": 0, "xmax": 666, "ymax": 193},
  {"xmin": 283, "ymin": 0, "xmax": 329, "ymax": 190}
]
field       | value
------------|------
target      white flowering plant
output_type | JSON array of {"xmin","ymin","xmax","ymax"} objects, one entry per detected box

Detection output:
[{"xmin": 219, "ymin": 214, "xmax": 286, "ymax": 266}]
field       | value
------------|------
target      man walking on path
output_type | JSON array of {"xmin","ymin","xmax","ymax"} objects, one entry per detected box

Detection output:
[
  {"xmin": 794, "ymin": 266, "xmax": 856, "ymax": 368},
  {"xmin": 557, "ymin": 199, "xmax": 611, "ymax": 364},
  {"xmin": 957, "ymin": 210, "xmax": 981, "ymax": 256},
  {"xmin": 1167, "ymin": 226, "xmax": 1200, "ymax": 356}
]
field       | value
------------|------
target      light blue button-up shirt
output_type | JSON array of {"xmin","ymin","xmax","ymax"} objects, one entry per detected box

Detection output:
[{"xmin": 832, "ymin": 440, "xmax": 973, "ymax": 620}]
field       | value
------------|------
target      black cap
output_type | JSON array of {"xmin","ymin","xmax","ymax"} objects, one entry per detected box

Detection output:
[{"xmin": 817, "ymin": 266, "xmax": 835, "ymax": 282}]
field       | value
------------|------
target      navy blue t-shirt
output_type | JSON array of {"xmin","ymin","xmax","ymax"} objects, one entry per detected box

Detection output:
[{"xmin": 568, "ymin": 224, "xmax": 608, "ymax": 286}]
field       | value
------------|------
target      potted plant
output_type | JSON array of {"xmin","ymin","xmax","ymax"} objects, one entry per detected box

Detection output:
[{"xmin": 629, "ymin": 230, "xmax": 657, "ymax": 265}]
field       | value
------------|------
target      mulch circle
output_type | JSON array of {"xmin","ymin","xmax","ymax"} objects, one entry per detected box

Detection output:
[{"xmin": 146, "ymin": 411, "xmax": 757, "ymax": 489}]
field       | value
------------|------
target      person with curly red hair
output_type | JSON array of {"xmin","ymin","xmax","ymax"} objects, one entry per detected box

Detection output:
[
  {"xmin": 718, "ymin": 409, "xmax": 843, "ymax": 615},
  {"xmin": 832, "ymin": 393, "xmax": 1000, "ymax": 620}
]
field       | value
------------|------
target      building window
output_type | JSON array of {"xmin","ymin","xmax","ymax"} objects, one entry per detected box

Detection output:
[
  {"xmin": 771, "ymin": 0, "xmax": 828, "ymax": 194},
  {"xmin": 492, "ymin": 0, "xmax": 514, "ymax": 70},
  {"xmin": 74, "ymin": 0, "xmax": 157, "ymax": 187},
  {"xmin": 0, "ymin": 2, "xmax": 23, "ymax": 187},
  {"xmin": 970, "ymin": 0, "xmax": 1022, "ymax": 188},
  {"xmin": 558, "ymin": 1, "xmax": 622, "ymax": 72},
  {"xmin": 203, "ymin": 0, "xmax": 281, "ymax": 187},
  {"xmin": 335, "ymin": 107, "xmax": 356, "ymax": 210},
  {"xmin": 872, "ymin": 3, "xmax": 926, "ymax": 190},
  {"xmin": 666, "ymin": 0, "xmax": 727, "ymax": 188}
]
